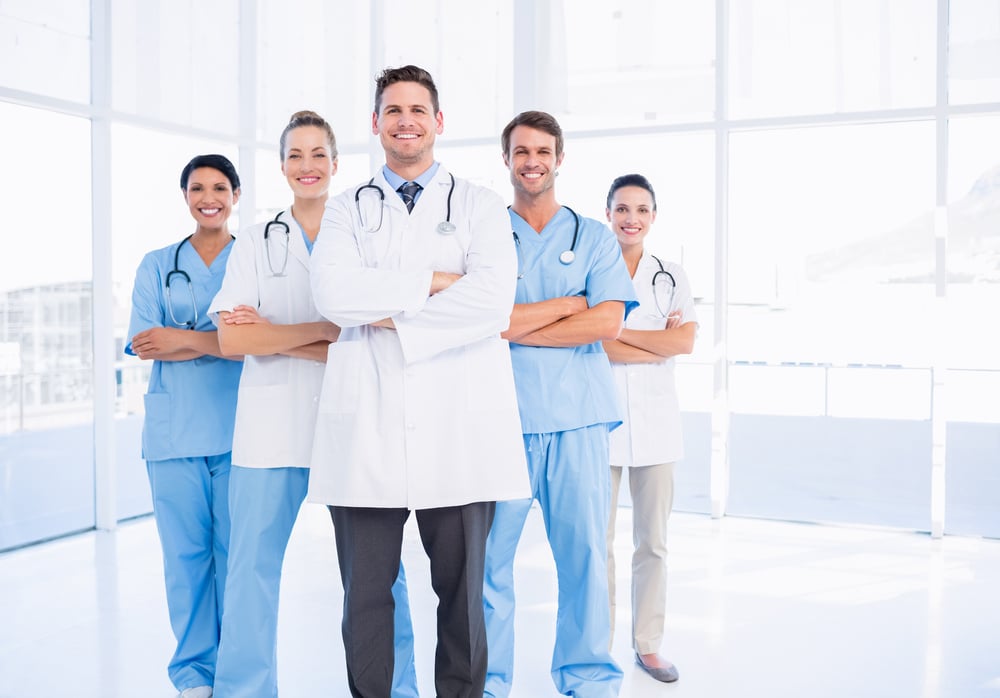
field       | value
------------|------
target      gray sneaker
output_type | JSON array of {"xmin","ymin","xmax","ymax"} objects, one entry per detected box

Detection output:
[{"xmin": 635, "ymin": 653, "xmax": 679, "ymax": 683}]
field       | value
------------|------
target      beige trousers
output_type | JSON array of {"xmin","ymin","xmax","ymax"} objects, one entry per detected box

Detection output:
[{"xmin": 606, "ymin": 462, "xmax": 675, "ymax": 655}]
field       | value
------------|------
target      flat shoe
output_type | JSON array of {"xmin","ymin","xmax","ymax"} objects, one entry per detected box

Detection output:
[{"xmin": 635, "ymin": 652, "xmax": 679, "ymax": 683}]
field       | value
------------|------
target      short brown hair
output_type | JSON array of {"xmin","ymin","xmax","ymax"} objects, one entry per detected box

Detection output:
[
  {"xmin": 501, "ymin": 110, "xmax": 564, "ymax": 158},
  {"xmin": 374, "ymin": 65, "xmax": 440, "ymax": 114}
]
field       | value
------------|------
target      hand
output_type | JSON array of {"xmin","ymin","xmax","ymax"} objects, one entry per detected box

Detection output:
[
  {"xmin": 665, "ymin": 311, "xmax": 683, "ymax": 329},
  {"xmin": 430, "ymin": 272, "xmax": 463, "ymax": 295},
  {"xmin": 563, "ymin": 295, "xmax": 589, "ymax": 317},
  {"xmin": 130, "ymin": 327, "xmax": 189, "ymax": 359},
  {"xmin": 224, "ymin": 305, "xmax": 270, "ymax": 325}
]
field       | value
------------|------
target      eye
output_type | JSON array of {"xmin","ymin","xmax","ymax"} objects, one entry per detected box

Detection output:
[{"xmin": 288, "ymin": 153, "xmax": 301, "ymax": 159}]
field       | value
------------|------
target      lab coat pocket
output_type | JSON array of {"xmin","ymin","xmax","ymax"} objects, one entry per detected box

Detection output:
[{"xmin": 319, "ymin": 341, "xmax": 362, "ymax": 414}]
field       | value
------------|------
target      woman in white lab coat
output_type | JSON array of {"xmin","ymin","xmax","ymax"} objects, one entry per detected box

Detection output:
[
  {"xmin": 602, "ymin": 174, "xmax": 697, "ymax": 684},
  {"xmin": 208, "ymin": 111, "xmax": 417, "ymax": 697}
]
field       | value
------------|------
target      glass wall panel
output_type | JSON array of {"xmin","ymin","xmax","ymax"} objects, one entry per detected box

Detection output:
[
  {"xmin": 950, "ymin": 0, "xmax": 1000, "ymax": 104},
  {"xmin": 727, "ymin": 120, "xmax": 935, "ymax": 529},
  {"xmin": 0, "ymin": 0, "xmax": 90, "ymax": 103},
  {"xmin": 378, "ymin": 0, "xmax": 514, "ymax": 141},
  {"xmin": 111, "ymin": 0, "xmax": 240, "ymax": 132},
  {"xmin": 257, "ymin": 0, "xmax": 373, "ymax": 147},
  {"xmin": 559, "ymin": 0, "xmax": 715, "ymax": 130},
  {"xmin": 944, "ymin": 114, "xmax": 1000, "ymax": 537},
  {"xmin": 729, "ymin": 0, "xmax": 936, "ymax": 119},
  {"xmin": 0, "ymin": 104, "xmax": 94, "ymax": 551}
]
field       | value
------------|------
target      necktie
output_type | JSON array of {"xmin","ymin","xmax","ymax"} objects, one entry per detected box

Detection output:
[{"xmin": 398, "ymin": 181, "xmax": 421, "ymax": 214}]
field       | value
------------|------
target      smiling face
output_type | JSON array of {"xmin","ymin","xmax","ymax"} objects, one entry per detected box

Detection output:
[
  {"xmin": 503, "ymin": 125, "xmax": 564, "ymax": 203},
  {"xmin": 607, "ymin": 185, "xmax": 657, "ymax": 251},
  {"xmin": 183, "ymin": 166, "xmax": 238, "ymax": 232},
  {"xmin": 372, "ymin": 81, "xmax": 443, "ymax": 176},
  {"xmin": 281, "ymin": 125, "xmax": 337, "ymax": 202}
]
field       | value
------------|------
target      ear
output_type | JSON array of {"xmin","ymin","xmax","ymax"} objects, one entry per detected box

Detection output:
[
  {"xmin": 371, "ymin": 111, "xmax": 379, "ymax": 135},
  {"xmin": 605, "ymin": 207, "xmax": 612, "ymax": 222},
  {"xmin": 556, "ymin": 151, "xmax": 565, "ymax": 169},
  {"xmin": 435, "ymin": 110, "xmax": 444, "ymax": 135},
  {"xmin": 232, "ymin": 188, "xmax": 241, "ymax": 206},
  {"xmin": 331, "ymin": 157, "xmax": 339, "ymax": 176},
  {"xmin": 502, "ymin": 151, "xmax": 511, "ymax": 169},
  {"xmin": 649, "ymin": 208, "xmax": 657, "ymax": 224}
]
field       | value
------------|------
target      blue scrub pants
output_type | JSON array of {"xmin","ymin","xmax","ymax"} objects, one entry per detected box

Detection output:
[
  {"xmin": 146, "ymin": 453, "xmax": 232, "ymax": 692},
  {"xmin": 213, "ymin": 466, "xmax": 418, "ymax": 698},
  {"xmin": 483, "ymin": 427, "xmax": 623, "ymax": 698}
]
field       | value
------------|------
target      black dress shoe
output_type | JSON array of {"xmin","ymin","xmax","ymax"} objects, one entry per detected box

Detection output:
[{"xmin": 635, "ymin": 652, "xmax": 679, "ymax": 683}]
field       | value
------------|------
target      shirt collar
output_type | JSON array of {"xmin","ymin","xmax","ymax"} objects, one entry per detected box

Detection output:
[{"xmin": 382, "ymin": 161, "xmax": 440, "ymax": 191}]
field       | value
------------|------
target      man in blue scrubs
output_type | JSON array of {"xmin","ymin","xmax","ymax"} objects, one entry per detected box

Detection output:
[{"xmin": 483, "ymin": 111, "xmax": 637, "ymax": 698}]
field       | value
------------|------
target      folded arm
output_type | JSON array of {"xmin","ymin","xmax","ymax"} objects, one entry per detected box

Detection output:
[
  {"xmin": 129, "ymin": 327, "xmax": 237, "ymax": 362},
  {"xmin": 511, "ymin": 300, "xmax": 625, "ymax": 348},
  {"xmin": 217, "ymin": 305, "xmax": 339, "ymax": 361},
  {"xmin": 604, "ymin": 314, "xmax": 696, "ymax": 364}
]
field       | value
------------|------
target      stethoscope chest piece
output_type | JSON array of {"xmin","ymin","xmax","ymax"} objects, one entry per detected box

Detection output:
[
  {"xmin": 436, "ymin": 221, "xmax": 457, "ymax": 235},
  {"xmin": 559, "ymin": 249, "xmax": 576, "ymax": 265}
]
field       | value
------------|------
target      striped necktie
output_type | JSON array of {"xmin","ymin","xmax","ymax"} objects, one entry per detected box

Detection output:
[{"xmin": 398, "ymin": 181, "xmax": 421, "ymax": 213}]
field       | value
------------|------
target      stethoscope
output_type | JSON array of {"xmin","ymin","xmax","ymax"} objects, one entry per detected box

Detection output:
[
  {"xmin": 164, "ymin": 234, "xmax": 234, "ymax": 328},
  {"xmin": 650, "ymin": 254, "xmax": 677, "ymax": 318},
  {"xmin": 354, "ymin": 173, "xmax": 457, "ymax": 235},
  {"xmin": 511, "ymin": 205, "xmax": 581, "ymax": 279},
  {"xmin": 263, "ymin": 210, "xmax": 290, "ymax": 277},
  {"xmin": 164, "ymin": 235, "xmax": 199, "ymax": 328}
]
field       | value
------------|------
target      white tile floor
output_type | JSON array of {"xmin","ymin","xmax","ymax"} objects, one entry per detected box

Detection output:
[{"xmin": 1, "ymin": 505, "xmax": 999, "ymax": 698}]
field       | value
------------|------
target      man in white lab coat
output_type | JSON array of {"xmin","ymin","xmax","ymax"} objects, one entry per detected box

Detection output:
[{"xmin": 308, "ymin": 65, "xmax": 529, "ymax": 698}]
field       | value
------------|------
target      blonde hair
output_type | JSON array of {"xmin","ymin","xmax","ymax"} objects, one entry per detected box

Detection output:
[{"xmin": 279, "ymin": 110, "xmax": 338, "ymax": 160}]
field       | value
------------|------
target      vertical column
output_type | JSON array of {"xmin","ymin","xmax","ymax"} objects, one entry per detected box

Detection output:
[
  {"xmin": 238, "ymin": 0, "xmax": 257, "ymax": 225},
  {"xmin": 711, "ymin": 0, "xmax": 731, "ymax": 519},
  {"xmin": 91, "ymin": 0, "xmax": 116, "ymax": 531},
  {"xmin": 930, "ymin": 0, "xmax": 950, "ymax": 540},
  {"xmin": 369, "ymin": 0, "xmax": 386, "ymax": 171}
]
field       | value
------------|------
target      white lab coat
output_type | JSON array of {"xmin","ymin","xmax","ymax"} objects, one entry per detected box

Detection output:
[
  {"xmin": 308, "ymin": 165, "xmax": 530, "ymax": 509},
  {"xmin": 609, "ymin": 253, "xmax": 698, "ymax": 467},
  {"xmin": 209, "ymin": 209, "xmax": 326, "ymax": 469}
]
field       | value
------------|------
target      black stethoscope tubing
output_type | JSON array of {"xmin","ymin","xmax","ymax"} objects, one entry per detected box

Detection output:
[
  {"xmin": 263, "ymin": 210, "xmax": 291, "ymax": 276},
  {"xmin": 511, "ymin": 205, "xmax": 581, "ymax": 278},
  {"xmin": 650, "ymin": 254, "xmax": 677, "ymax": 317},
  {"xmin": 165, "ymin": 235, "xmax": 197, "ymax": 328},
  {"xmin": 355, "ymin": 173, "xmax": 457, "ymax": 234}
]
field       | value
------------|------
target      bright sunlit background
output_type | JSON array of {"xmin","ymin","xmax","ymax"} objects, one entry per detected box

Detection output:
[{"xmin": 1, "ymin": 0, "xmax": 999, "ymax": 550}]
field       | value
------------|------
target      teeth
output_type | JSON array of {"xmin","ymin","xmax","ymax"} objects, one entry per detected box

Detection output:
[
  {"xmin": 523, "ymin": 173, "xmax": 542, "ymax": 179},
  {"xmin": 201, "ymin": 208, "xmax": 221, "ymax": 215},
  {"xmin": 395, "ymin": 133, "xmax": 418, "ymax": 139},
  {"xmin": 300, "ymin": 177, "xmax": 319, "ymax": 184}
]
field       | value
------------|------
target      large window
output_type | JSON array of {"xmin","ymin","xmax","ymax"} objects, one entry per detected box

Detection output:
[
  {"xmin": 726, "ymin": 120, "xmax": 937, "ymax": 529},
  {"xmin": 729, "ymin": 0, "xmax": 936, "ymax": 118},
  {"xmin": 0, "ymin": 104, "xmax": 94, "ymax": 550},
  {"xmin": 3, "ymin": 1, "xmax": 1000, "ymax": 549}
]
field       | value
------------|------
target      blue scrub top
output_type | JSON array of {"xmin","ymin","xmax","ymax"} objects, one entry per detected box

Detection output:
[
  {"xmin": 125, "ymin": 237, "xmax": 242, "ymax": 462},
  {"xmin": 509, "ymin": 208, "xmax": 638, "ymax": 434}
]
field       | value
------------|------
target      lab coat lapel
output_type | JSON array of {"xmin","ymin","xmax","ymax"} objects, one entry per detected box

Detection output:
[{"xmin": 282, "ymin": 210, "xmax": 311, "ymax": 272}]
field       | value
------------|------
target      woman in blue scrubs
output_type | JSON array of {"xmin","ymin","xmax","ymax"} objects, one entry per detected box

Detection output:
[{"xmin": 126, "ymin": 154, "xmax": 244, "ymax": 698}]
